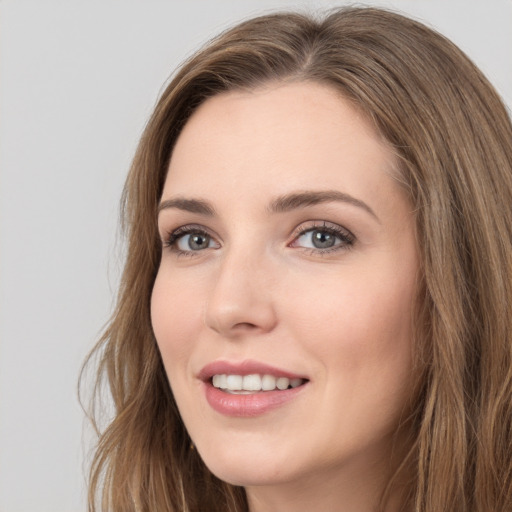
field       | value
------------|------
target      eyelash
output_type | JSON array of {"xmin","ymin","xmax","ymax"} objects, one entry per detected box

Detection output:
[
  {"xmin": 162, "ymin": 221, "xmax": 355, "ymax": 257},
  {"xmin": 162, "ymin": 224, "xmax": 216, "ymax": 257},
  {"xmin": 291, "ymin": 221, "xmax": 355, "ymax": 255}
]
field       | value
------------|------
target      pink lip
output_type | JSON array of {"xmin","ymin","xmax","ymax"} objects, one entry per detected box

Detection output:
[{"xmin": 199, "ymin": 360, "xmax": 309, "ymax": 418}]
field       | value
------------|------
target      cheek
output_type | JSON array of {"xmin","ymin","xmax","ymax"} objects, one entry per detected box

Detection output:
[
  {"xmin": 282, "ymin": 261, "xmax": 416, "ymax": 382},
  {"xmin": 150, "ymin": 270, "xmax": 204, "ymax": 366},
  {"xmin": 289, "ymin": 268, "xmax": 414, "ymax": 335}
]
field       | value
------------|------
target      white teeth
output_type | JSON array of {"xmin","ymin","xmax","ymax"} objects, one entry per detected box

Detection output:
[
  {"xmin": 276, "ymin": 377, "xmax": 290, "ymax": 390},
  {"xmin": 226, "ymin": 374, "xmax": 243, "ymax": 390},
  {"xmin": 243, "ymin": 374, "xmax": 262, "ymax": 391},
  {"xmin": 261, "ymin": 374, "xmax": 276, "ymax": 391},
  {"xmin": 290, "ymin": 378, "xmax": 303, "ymax": 388},
  {"xmin": 218, "ymin": 374, "xmax": 227, "ymax": 388},
  {"xmin": 212, "ymin": 374, "xmax": 305, "ymax": 392}
]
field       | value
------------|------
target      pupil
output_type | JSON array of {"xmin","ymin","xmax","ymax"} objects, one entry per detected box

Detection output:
[
  {"xmin": 313, "ymin": 230, "xmax": 335, "ymax": 249},
  {"xmin": 189, "ymin": 234, "xmax": 209, "ymax": 250}
]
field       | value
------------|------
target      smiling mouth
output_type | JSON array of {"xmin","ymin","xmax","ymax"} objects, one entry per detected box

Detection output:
[{"xmin": 211, "ymin": 374, "xmax": 307, "ymax": 394}]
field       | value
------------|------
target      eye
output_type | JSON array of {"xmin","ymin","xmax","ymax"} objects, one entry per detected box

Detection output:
[
  {"xmin": 290, "ymin": 222, "xmax": 355, "ymax": 252},
  {"xmin": 164, "ymin": 225, "xmax": 219, "ymax": 254},
  {"xmin": 176, "ymin": 232, "xmax": 215, "ymax": 251}
]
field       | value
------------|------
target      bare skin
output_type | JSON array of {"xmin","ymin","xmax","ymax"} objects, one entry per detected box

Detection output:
[{"xmin": 152, "ymin": 82, "xmax": 419, "ymax": 512}]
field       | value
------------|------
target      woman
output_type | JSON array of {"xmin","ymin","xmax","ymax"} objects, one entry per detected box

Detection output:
[{"xmin": 83, "ymin": 6, "xmax": 512, "ymax": 511}]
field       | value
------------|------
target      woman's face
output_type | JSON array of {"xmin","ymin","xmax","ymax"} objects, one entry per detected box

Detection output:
[{"xmin": 152, "ymin": 82, "xmax": 419, "ymax": 494}]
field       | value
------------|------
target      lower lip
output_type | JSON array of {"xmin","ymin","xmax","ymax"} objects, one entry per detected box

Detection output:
[{"xmin": 204, "ymin": 381, "xmax": 306, "ymax": 417}]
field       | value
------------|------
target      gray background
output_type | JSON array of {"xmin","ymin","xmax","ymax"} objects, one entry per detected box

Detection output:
[{"xmin": 1, "ymin": 1, "xmax": 511, "ymax": 511}]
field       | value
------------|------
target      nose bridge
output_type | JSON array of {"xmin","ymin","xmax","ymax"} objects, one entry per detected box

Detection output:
[{"xmin": 204, "ymin": 239, "xmax": 277, "ymax": 336}]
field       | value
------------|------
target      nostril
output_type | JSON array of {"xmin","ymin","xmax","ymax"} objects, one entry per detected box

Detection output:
[{"xmin": 233, "ymin": 322, "xmax": 258, "ymax": 330}]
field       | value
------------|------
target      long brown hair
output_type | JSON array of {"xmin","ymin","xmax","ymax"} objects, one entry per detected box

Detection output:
[{"xmin": 81, "ymin": 7, "xmax": 512, "ymax": 511}]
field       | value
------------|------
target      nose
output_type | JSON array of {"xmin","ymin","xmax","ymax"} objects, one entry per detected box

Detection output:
[{"xmin": 204, "ymin": 250, "xmax": 278, "ymax": 338}]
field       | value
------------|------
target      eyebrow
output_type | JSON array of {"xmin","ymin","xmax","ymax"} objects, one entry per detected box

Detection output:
[
  {"xmin": 268, "ymin": 190, "xmax": 379, "ymax": 221},
  {"xmin": 157, "ymin": 197, "xmax": 216, "ymax": 216},
  {"xmin": 158, "ymin": 190, "xmax": 379, "ymax": 222}
]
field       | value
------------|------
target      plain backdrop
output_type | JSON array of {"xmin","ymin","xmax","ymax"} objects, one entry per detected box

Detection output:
[{"xmin": 0, "ymin": 1, "xmax": 510, "ymax": 511}]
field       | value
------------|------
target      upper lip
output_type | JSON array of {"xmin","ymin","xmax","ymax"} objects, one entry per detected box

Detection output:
[{"xmin": 198, "ymin": 359, "xmax": 308, "ymax": 382}]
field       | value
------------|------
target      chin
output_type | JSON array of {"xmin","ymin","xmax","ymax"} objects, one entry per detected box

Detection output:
[
  {"xmin": 196, "ymin": 441, "xmax": 296, "ymax": 487},
  {"xmin": 208, "ymin": 466, "xmax": 274, "ymax": 487}
]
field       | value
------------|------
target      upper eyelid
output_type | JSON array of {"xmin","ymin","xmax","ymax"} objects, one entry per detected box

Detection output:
[
  {"xmin": 291, "ymin": 220, "xmax": 354, "ymax": 237},
  {"xmin": 161, "ymin": 223, "xmax": 216, "ymax": 238}
]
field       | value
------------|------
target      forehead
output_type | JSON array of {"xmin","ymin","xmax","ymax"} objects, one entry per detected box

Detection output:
[{"xmin": 165, "ymin": 82, "xmax": 399, "ymax": 206}]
